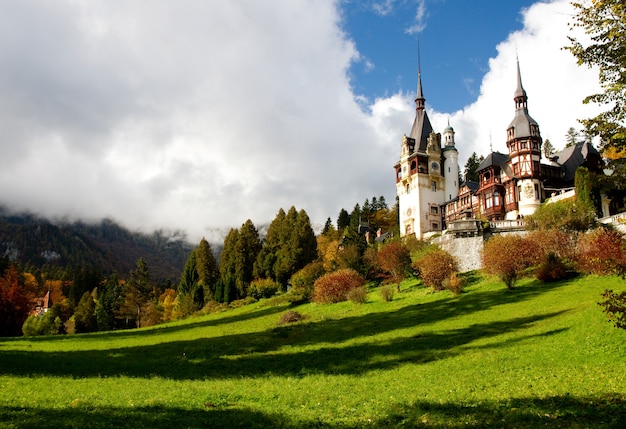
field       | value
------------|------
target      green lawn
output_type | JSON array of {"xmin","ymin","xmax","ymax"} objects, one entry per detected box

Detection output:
[{"xmin": 0, "ymin": 274, "xmax": 624, "ymax": 428}]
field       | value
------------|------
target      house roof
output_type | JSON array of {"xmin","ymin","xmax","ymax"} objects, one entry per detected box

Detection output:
[
  {"xmin": 507, "ymin": 60, "xmax": 539, "ymax": 139},
  {"xmin": 408, "ymin": 70, "xmax": 434, "ymax": 153},
  {"xmin": 548, "ymin": 141, "xmax": 601, "ymax": 182},
  {"xmin": 477, "ymin": 151, "xmax": 509, "ymax": 171}
]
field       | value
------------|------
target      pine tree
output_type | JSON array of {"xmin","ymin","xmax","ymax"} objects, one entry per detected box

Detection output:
[
  {"xmin": 565, "ymin": 127, "xmax": 580, "ymax": 147},
  {"xmin": 337, "ymin": 208, "xmax": 350, "ymax": 231},
  {"xmin": 74, "ymin": 291, "xmax": 97, "ymax": 333},
  {"xmin": 119, "ymin": 258, "xmax": 153, "ymax": 328},
  {"xmin": 322, "ymin": 217, "xmax": 334, "ymax": 236},
  {"xmin": 543, "ymin": 138, "xmax": 556, "ymax": 158},
  {"xmin": 177, "ymin": 249, "xmax": 204, "ymax": 314},
  {"xmin": 463, "ymin": 152, "xmax": 483, "ymax": 183},
  {"xmin": 196, "ymin": 238, "xmax": 219, "ymax": 302}
]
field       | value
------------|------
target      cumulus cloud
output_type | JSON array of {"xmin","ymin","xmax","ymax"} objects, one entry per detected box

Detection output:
[
  {"xmin": 373, "ymin": 0, "xmax": 603, "ymax": 169},
  {"xmin": 0, "ymin": 0, "xmax": 603, "ymax": 243}
]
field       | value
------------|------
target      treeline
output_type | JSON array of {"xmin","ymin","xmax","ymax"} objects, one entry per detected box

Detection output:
[{"xmin": 1, "ymin": 196, "xmax": 397, "ymax": 336}]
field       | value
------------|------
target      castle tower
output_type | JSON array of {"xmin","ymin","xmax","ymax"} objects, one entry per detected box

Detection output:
[
  {"xmin": 394, "ymin": 69, "xmax": 445, "ymax": 239},
  {"xmin": 505, "ymin": 59, "xmax": 543, "ymax": 217},
  {"xmin": 442, "ymin": 120, "xmax": 459, "ymax": 202}
]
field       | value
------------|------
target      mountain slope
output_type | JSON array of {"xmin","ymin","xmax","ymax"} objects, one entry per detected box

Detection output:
[{"xmin": 0, "ymin": 209, "xmax": 192, "ymax": 281}]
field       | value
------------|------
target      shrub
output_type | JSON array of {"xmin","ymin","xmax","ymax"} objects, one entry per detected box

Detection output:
[
  {"xmin": 347, "ymin": 286, "xmax": 368, "ymax": 304},
  {"xmin": 575, "ymin": 228, "xmax": 626, "ymax": 275},
  {"xmin": 442, "ymin": 272, "xmax": 466, "ymax": 295},
  {"xmin": 527, "ymin": 229, "xmax": 578, "ymax": 263},
  {"xmin": 248, "ymin": 278, "xmax": 280, "ymax": 300},
  {"xmin": 380, "ymin": 285, "xmax": 395, "ymax": 302},
  {"xmin": 289, "ymin": 261, "xmax": 325, "ymax": 301},
  {"xmin": 277, "ymin": 310, "xmax": 304, "ymax": 325},
  {"xmin": 312, "ymin": 268, "xmax": 365, "ymax": 304},
  {"xmin": 375, "ymin": 241, "xmax": 412, "ymax": 291},
  {"xmin": 599, "ymin": 289, "xmax": 626, "ymax": 329},
  {"xmin": 482, "ymin": 234, "xmax": 541, "ymax": 289},
  {"xmin": 535, "ymin": 252, "xmax": 576, "ymax": 282},
  {"xmin": 228, "ymin": 296, "xmax": 257, "ymax": 309},
  {"xmin": 526, "ymin": 198, "xmax": 596, "ymax": 232},
  {"xmin": 414, "ymin": 248, "xmax": 457, "ymax": 290}
]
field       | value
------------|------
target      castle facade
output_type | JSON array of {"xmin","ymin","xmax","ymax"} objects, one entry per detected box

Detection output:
[{"xmin": 395, "ymin": 61, "xmax": 602, "ymax": 239}]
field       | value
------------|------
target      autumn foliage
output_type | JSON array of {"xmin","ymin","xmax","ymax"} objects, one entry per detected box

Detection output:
[
  {"xmin": 482, "ymin": 234, "xmax": 541, "ymax": 289},
  {"xmin": 575, "ymin": 228, "xmax": 626, "ymax": 275},
  {"xmin": 0, "ymin": 265, "xmax": 31, "ymax": 336},
  {"xmin": 312, "ymin": 269, "xmax": 365, "ymax": 304},
  {"xmin": 375, "ymin": 241, "xmax": 412, "ymax": 291},
  {"xmin": 413, "ymin": 248, "xmax": 457, "ymax": 291}
]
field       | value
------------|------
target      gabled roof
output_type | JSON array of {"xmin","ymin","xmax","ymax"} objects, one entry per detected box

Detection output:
[
  {"xmin": 477, "ymin": 151, "xmax": 509, "ymax": 171},
  {"xmin": 548, "ymin": 141, "xmax": 601, "ymax": 182},
  {"xmin": 461, "ymin": 180, "xmax": 479, "ymax": 192}
]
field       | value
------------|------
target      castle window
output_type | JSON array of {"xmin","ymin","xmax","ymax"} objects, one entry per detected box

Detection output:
[
  {"xmin": 430, "ymin": 206, "xmax": 438, "ymax": 214},
  {"xmin": 431, "ymin": 181, "xmax": 436, "ymax": 191},
  {"xmin": 406, "ymin": 183, "xmax": 410, "ymax": 194},
  {"xmin": 431, "ymin": 222, "xmax": 439, "ymax": 230}
]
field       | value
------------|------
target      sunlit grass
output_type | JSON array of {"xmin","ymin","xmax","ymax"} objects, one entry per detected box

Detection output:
[{"xmin": 0, "ymin": 274, "xmax": 624, "ymax": 428}]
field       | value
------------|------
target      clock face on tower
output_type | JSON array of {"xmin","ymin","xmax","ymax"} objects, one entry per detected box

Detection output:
[{"xmin": 431, "ymin": 161, "xmax": 439, "ymax": 171}]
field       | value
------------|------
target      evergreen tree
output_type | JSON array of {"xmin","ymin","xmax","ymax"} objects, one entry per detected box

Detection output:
[
  {"xmin": 565, "ymin": 127, "xmax": 580, "ymax": 147},
  {"xmin": 234, "ymin": 220, "xmax": 261, "ymax": 297},
  {"xmin": 119, "ymin": 258, "xmax": 153, "ymax": 328},
  {"xmin": 463, "ymin": 152, "xmax": 483, "ymax": 183},
  {"xmin": 219, "ymin": 228, "xmax": 240, "ymax": 282},
  {"xmin": 98, "ymin": 272, "xmax": 123, "ymax": 330},
  {"xmin": 322, "ymin": 217, "xmax": 334, "ymax": 236},
  {"xmin": 74, "ymin": 291, "xmax": 97, "ymax": 333},
  {"xmin": 274, "ymin": 207, "xmax": 299, "ymax": 287},
  {"xmin": 177, "ymin": 249, "xmax": 203, "ymax": 314},
  {"xmin": 196, "ymin": 238, "xmax": 219, "ymax": 302},
  {"xmin": 543, "ymin": 138, "xmax": 556, "ymax": 158},
  {"xmin": 337, "ymin": 208, "xmax": 350, "ymax": 231},
  {"xmin": 575, "ymin": 166, "xmax": 603, "ymax": 217},
  {"xmin": 362, "ymin": 199, "xmax": 372, "ymax": 225},
  {"xmin": 219, "ymin": 221, "xmax": 261, "ymax": 299}
]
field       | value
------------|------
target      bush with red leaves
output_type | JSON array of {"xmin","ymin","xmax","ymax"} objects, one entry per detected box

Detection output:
[
  {"xmin": 576, "ymin": 228, "xmax": 626, "ymax": 275},
  {"xmin": 312, "ymin": 268, "xmax": 365, "ymax": 304}
]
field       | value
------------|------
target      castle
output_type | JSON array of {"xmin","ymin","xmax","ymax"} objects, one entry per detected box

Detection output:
[{"xmin": 394, "ymin": 61, "xmax": 602, "ymax": 239}]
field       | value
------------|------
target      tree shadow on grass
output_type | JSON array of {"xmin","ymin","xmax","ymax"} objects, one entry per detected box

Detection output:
[
  {"xmin": 378, "ymin": 394, "xmax": 626, "ymax": 428},
  {"xmin": 0, "ymin": 307, "xmax": 568, "ymax": 379},
  {"xmin": 14, "ymin": 304, "xmax": 288, "ymax": 344},
  {"xmin": 0, "ymin": 405, "xmax": 292, "ymax": 429},
  {"xmin": 1, "ymin": 394, "xmax": 623, "ymax": 428}
]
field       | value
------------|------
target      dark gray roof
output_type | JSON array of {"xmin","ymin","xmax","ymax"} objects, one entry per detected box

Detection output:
[
  {"xmin": 408, "ymin": 70, "xmax": 434, "ymax": 153},
  {"xmin": 409, "ymin": 109, "xmax": 434, "ymax": 153},
  {"xmin": 461, "ymin": 180, "xmax": 479, "ymax": 192},
  {"xmin": 477, "ymin": 151, "xmax": 509, "ymax": 171},
  {"xmin": 549, "ymin": 141, "xmax": 600, "ymax": 182},
  {"xmin": 507, "ymin": 60, "xmax": 539, "ymax": 138}
]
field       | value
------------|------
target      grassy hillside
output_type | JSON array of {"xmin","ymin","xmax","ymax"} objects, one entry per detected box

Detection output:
[{"xmin": 0, "ymin": 274, "xmax": 624, "ymax": 428}]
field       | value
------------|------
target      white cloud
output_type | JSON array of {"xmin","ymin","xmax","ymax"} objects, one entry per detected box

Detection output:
[
  {"xmin": 0, "ymin": 0, "xmax": 603, "ymax": 243},
  {"xmin": 373, "ymin": 0, "xmax": 603, "ymax": 170}
]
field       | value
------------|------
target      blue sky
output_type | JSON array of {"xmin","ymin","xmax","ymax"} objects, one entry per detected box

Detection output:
[
  {"xmin": 0, "ymin": 0, "xmax": 603, "ymax": 240},
  {"xmin": 342, "ymin": 0, "xmax": 538, "ymax": 111}
]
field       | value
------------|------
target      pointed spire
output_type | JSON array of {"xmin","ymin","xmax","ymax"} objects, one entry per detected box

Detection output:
[
  {"xmin": 415, "ymin": 39, "xmax": 425, "ymax": 111},
  {"xmin": 514, "ymin": 55, "xmax": 528, "ymax": 108}
]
